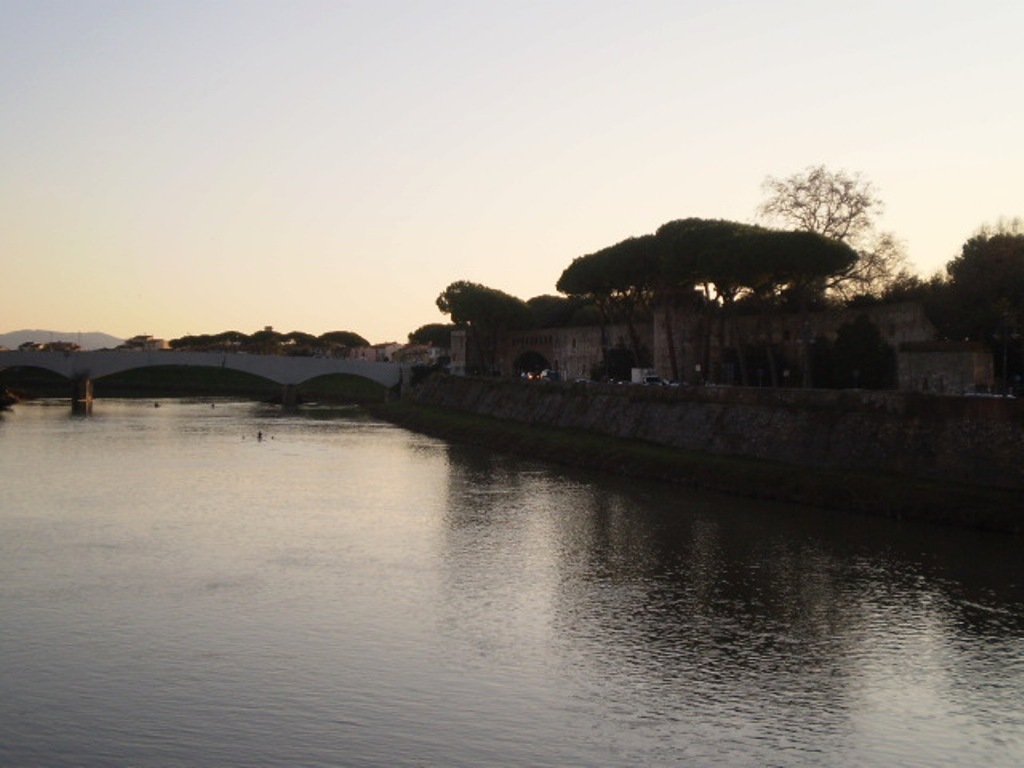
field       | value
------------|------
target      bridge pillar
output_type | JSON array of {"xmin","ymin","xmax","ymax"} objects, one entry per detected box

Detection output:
[
  {"xmin": 281, "ymin": 384, "xmax": 298, "ymax": 409},
  {"xmin": 72, "ymin": 377, "xmax": 93, "ymax": 415}
]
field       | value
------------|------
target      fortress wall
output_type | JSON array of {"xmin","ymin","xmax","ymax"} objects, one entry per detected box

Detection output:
[{"xmin": 412, "ymin": 375, "xmax": 1024, "ymax": 491}]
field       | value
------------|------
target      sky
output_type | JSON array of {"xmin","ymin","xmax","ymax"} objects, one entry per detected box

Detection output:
[{"xmin": 3, "ymin": 1, "xmax": 1022, "ymax": 344}]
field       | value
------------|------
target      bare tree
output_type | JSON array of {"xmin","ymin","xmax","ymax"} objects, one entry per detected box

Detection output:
[
  {"xmin": 973, "ymin": 216, "xmax": 1024, "ymax": 238},
  {"xmin": 829, "ymin": 231, "xmax": 910, "ymax": 301},
  {"xmin": 758, "ymin": 165, "xmax": 910, "ymax": 299},
  {"xmin": 758, "ymin": 165, "xmax": 880, "ymax": 242}
]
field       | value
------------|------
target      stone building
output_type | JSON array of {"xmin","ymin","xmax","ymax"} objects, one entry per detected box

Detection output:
[
  {"xmin": 448, "ymin": 301, "xmax": 993, "ymax": 392},
  {"xmin": 448, "ymin": 330, "xmax": 469, "ymax": 376},
  {"xmin": 649, "ymin": 301, "xmax": 940, "ymax": 386},
  {"xmin": 450, "ymin": 324, "xmax": 646, "ymax": 379},
  {"xmin": 897, "ymin": 342, "xmax": 995, "ymax": 394},
  {"xmin": 120, "ymin": 335, "xmax": 169, "ymax": 351},
  {"xmin": 499, "ymin": 324, "xmax": 642, "ymax": 380}
]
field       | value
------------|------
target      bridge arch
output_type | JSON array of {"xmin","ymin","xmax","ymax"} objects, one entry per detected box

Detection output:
[{"xmin": 0, "ymin": 350, "xmax": 403, "ymax": 409}]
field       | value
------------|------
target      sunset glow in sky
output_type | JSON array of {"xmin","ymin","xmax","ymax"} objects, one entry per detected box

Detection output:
[{"xmin": 3, "ymin": 1, "xmax": 1022, "ymax": 343}]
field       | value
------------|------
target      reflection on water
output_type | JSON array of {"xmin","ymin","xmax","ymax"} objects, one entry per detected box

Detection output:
[
  {"xmin": 1, "ymin": 399, "xmax": 1022, "ymax": 767},
  {"xmin": 438, "ymin": 443, "xmax": 1024, "ymax": 766}
]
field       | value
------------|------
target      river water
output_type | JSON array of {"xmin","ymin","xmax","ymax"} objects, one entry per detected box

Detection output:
[{"xmin": 1, "ymin": 398, "xmax": 1022, "ymax": 767}]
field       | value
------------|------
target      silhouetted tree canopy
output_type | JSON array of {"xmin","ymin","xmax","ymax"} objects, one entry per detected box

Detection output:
[
  {"xmin": 248, "ymin": 328, "xmax": 284, "ymax": 354},
  {"xmin": 283, "ymin": 331, "xmax": 319, "ymax": 354},
  {"xmin": 656, "ymin": 218, "xmax": 768, "ymax": 301},
  {"xmin": 738, "ymin": 229, "xmax": 859, "ymax": 308},
  {"xmin": 928, "ymin": 230, "xmax": 1024, "ymax": 382},
  {"xmin": 169, "ymin": 329, "xmax": 370, "ymax": 354},
  {"xmin": 559, "ymin": 217, "xmax": 862, "ymax": 383},
  {"xmin": 927, "ymin": 231, "xmax": 1024, "ymax": 344},
  {"xmin": 436, "ymin": 280, "xmax": 531, "ymax": 372},
  {"xmin": 556, "ymin": 235, "xmax": 658, "ymax": 365},
  {"xmin": 524, "ymin": 295, "xmax": 576, "ymax": 328},
  {"xmin": 408, "ymin": 323, "xmax": 455, "ymax": 347},
  {"xmin": 319, "ymin": 330, "xmax": 370, "ymax": 348},
  {"xmin": 831, "ymin": 314, "xmax": 896, "ymax": 389}
]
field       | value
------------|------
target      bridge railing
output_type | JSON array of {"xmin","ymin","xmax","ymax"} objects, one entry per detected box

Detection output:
[{"xmin": 0, "ymin": 350, "xmax": 404, "ymax": 404}]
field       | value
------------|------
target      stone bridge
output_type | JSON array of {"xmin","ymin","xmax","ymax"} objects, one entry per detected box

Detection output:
[{"xmin": 0, "ymin": 350, "xmax": 403, "ymax": 410}]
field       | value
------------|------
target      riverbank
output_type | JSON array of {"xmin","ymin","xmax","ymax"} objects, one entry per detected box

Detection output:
[{"xmin": 369, "ymin": 377, "xmax": 1024, "ymax": 534}]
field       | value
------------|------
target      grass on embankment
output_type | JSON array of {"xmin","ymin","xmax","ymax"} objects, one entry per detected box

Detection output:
[{"xmin": 369, "ymin": 399, "xmax": 1023, "ymax": 534}]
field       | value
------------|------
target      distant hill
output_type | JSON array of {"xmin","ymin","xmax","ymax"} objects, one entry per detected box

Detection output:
[{"xmin": 0, "ymin": 330, "xmax": 126, "ymax": 351}]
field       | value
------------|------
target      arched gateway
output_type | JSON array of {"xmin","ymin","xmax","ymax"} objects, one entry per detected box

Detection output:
[{"xmin": 0, "ymin": 350, "xmax": 402, "ymax": 411}]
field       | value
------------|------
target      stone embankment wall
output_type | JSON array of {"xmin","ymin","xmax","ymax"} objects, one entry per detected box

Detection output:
[{"xmin": 413, "ymin": 376, "xmax": 1024, "ymax": 491}]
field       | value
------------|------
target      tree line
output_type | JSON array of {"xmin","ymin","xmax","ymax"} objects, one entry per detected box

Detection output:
[
  {"xmin": 435, "ymin": 166, "xmax": 1024, "ymax": 389},
  {"xmin": 169, "ymin": 329, "xmax": 370, "ymax": 356}
]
